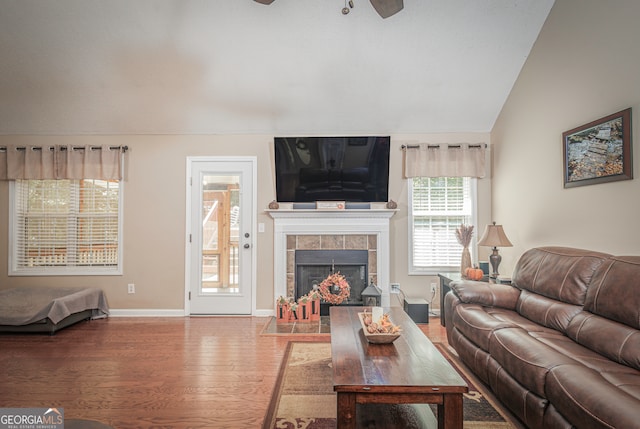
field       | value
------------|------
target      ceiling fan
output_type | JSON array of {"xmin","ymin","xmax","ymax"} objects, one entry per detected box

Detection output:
[{"xmin": 253, "ymin": 0, "xmax": 404, "ymax": 19}]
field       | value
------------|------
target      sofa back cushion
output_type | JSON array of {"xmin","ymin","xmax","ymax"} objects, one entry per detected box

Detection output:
[
  {"xmin": 567, "ymin": 256, "xmax": 640, "ymax": 370},
  {"xmin": 584, "ymin": 255, "xmax": 640, "ymax": 329},
  {"xmin": 512, "ymin": 247, "xmax": 611, "ymax": 332},
  {"xmin": 567, "ymin": 312, "xmax": 640, "ymax": 371},
  {"xmin": 516, "ymin": 290, "xmax": 583, "ymax": 333}
]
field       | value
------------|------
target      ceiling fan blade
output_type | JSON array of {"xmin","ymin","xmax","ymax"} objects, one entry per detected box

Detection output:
[
  {"xmin": 369, "ymin": 0, "xmax": 403, "ymax": 18},
  {"xmin": 254, "ymin": 0, "xmax": 276, "ymax": 4}
]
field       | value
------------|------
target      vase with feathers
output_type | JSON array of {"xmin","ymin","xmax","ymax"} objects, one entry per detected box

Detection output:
[{"xmin": 455, "ymin": 224, "xmax": 474, "ymax": 277}]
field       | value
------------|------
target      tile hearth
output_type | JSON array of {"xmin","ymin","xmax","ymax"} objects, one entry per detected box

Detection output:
[
  {"xmin": 261, "ymin": 316, "xmax": 332, "ymax": 335},
  {"xmin": 260, "ymin": 314, "xmax": 443, "ymax": 337}
]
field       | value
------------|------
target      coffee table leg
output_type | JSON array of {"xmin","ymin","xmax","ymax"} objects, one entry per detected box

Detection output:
[
  {"xmin": 336, "ymin": 392, "xmax": 357, "ymax": 429},
  {"xmin": 438, "ymin": 393, "xmax": 463, "ymax": 429}
]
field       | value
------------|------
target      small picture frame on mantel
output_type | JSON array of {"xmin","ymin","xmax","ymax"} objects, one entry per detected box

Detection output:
[
  {"xmin": 563, "ymin": 108, "xmax": 633, "ymax": 188},
  {"xmin": 316, "ymin": 201, "xmax": 346, "ymax": 210}
]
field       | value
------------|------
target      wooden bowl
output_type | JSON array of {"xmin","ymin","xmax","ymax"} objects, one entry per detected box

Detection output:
[{"xmin": 358, "ymin": 312, "xmax": 401, "ymax": 344}]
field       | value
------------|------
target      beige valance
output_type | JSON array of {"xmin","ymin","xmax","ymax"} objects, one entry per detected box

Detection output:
[
  {"xmin": 402, "ymin": 143, "xmax": 486, "ymax": 178},
  {"xmin": 0, "ymin": 145, "xmax": 126, "ymax": 180}
]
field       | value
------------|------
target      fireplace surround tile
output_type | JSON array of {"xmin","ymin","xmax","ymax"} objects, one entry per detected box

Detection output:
[
  {"xmin": 345, "ymin": 235, "xmax": 368, "ymax": 249},
  {"xmin": 297, "ymin": 235, "xmax": 321, "ymax": 249},
  {"xmin": 286, "ymin": 235, "xmax": 296, "ymax": 250},
  {"xmin": 322, "ymin": 235, "xmax": 344, "ymax": 249},
  {"xmin": 368, "ymin": 250, "xmax": 377, "ymax": 275},
  {"xmin": 284, "ymin": 234, "xmax": 378, "ymax": 299}
]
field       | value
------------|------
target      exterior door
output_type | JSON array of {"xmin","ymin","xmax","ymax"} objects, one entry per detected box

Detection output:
[{"xmin": 187, "ymin": 157, "xmax": 255, "ymax": 315}]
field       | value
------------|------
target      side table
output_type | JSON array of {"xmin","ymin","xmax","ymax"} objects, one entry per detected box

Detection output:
[{"xmin": 438, "ymin": 272, "xmax": 461, "ymax": 327}]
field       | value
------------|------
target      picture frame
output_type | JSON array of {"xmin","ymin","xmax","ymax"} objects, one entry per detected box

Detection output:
[{"xmin": 563, "ymin": 108, "xmax": 632, "ymax": 188}]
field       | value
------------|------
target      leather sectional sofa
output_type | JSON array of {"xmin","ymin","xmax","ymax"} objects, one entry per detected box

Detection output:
[{"xmin": 444, "ymin": 246, "xmax": 640, "ymax": 429}]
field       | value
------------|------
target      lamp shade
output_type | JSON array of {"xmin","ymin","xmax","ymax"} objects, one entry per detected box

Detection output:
[{"xmin": 478, "ymin": 222, "xmax": 512, "ymax": 248}]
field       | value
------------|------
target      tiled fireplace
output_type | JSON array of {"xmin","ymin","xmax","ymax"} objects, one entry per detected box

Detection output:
[{"xmin": 267, "ymin": 208, "xmax": 395, "ymax": 309}]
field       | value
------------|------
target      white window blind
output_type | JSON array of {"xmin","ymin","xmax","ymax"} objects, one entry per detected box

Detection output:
[
  {"xmin": 10, "ymin": 179, "xmax": 122, "ymax": 275},
  {"xmin": 409, "ymin": 177, "xmax": 474, "ymax": 273}
]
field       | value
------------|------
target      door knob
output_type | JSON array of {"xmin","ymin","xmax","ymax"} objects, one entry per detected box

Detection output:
[
  {"xmin": 244, "ymin": 243, "xmax": 250, "ymax": 249},
  {"xmin": 244, "ymin": 232, "xmax": 250, "ymax": 238}
]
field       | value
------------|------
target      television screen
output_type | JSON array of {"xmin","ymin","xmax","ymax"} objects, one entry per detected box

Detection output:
[{"xmin": 274, "ymin": 136, "xmax": 390, "ymax": 203}]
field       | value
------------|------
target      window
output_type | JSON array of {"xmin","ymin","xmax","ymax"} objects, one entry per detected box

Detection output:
[
  {"xmin": 10, "ymin": 179, "xmax": 123, "ymax": 275},
  {"xmin": 409, "ymin": 177, "xmax": 476, "ymax": 274}
]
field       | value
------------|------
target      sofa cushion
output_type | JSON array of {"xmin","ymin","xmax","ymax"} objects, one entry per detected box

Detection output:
[
  {"xmin": 516, "ymin": 290, "xmax": 583, "ymax": 334},
  {"xmin": 567, "ymin": 311, "xmax": 640, "ymax": 371},
  {"xmin": 512, "ymin": 247, "xmax": 611, "ymax": 305},
  {"xmin": 532, "ymin": 330, "xmax": 640, "ymax": 375},
  {"xmin": 452, "ymin": 304, "xmax": 560, "ymax": 352},
  {"xmin": 489, "ymin": 328, "xmax": 577, "ymax": 398},
  {"xmin": 547, "ymin": 364, "xmax": 640, "ymax": 429},
  {"xmin": 584, "ymin": 255, "xmax": 640, "ymax": 329},
  {"xmin": 451, "ymin": 304, "xmax": 517, "ymax": 351}
]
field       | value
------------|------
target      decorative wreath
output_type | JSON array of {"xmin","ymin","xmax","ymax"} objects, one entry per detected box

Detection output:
[{"xmin": 318, "ymin": 272, "xmax": 351, "ymax": 305}]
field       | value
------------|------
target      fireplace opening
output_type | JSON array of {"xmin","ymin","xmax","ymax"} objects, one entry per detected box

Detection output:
[{"xmin": 295, "ymin": 249, "xmax": 368, "ymax": 315}]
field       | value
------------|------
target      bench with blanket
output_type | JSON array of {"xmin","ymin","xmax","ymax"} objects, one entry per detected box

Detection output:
[{"xmin": 0, "ymin": 286, "xmax": 109, "ymax": 334}]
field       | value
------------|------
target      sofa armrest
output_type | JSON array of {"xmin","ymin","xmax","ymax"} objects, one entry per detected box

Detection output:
[{"xmin": 450, "ymin": 280, "xmax": 520, "ymax": 310}]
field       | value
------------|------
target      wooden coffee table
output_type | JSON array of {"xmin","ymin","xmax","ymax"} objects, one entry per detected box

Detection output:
[{"xmin": 330, "ymin": 306, "xmax": 468, "ymax": 429}]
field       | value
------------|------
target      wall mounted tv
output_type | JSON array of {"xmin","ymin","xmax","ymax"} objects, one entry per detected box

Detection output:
[{"xmin": 274, "ymin": 136, "xmax": 390, "ymax": 203}]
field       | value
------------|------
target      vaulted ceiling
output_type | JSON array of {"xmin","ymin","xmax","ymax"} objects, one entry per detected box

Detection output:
[{"xmin": 0, "ymin": 0, "xmax": 554, "ymax": 135}]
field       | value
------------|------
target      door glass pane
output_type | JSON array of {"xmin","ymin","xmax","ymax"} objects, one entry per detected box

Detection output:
[{"xmin": 201, "ymin": 174, "xmax": 240, "ymax": 294}]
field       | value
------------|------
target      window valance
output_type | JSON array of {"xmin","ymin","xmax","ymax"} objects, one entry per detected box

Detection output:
[
  {"xmin": 0, "ymin": 145, "xmax": 126, "ymax": 180},
  {"xmin": 402, "ymin": 143, "xmax": 486, "ymax": 178}
]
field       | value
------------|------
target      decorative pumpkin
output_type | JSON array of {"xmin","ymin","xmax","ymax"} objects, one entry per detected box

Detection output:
[{"xmin": 465, "ymin": 266, "xmax": 484, "ymax": 281}]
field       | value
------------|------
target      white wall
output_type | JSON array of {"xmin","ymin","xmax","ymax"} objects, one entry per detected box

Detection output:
[{"xmin": 491, "ymin": 0, "xmax": 640, "ymax": 274}]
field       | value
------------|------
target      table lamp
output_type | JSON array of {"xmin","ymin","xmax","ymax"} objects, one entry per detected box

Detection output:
[{"xmin": 477, "ymin": 222, "xmax": 512, "ymax": 278}]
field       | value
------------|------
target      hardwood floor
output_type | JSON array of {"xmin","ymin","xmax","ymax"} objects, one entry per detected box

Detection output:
[{"xmin": 0, "ymin": 315, "xmax": 447, "ymax": 428}]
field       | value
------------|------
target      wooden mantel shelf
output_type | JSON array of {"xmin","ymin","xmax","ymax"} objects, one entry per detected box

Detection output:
[{"xmin": 266, "ymin": 208, "xmax": 396, "ymax": 220}]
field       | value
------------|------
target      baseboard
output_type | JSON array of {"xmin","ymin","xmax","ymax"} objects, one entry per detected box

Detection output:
[
  {"xmin": 109, "ymin": 309, "xmax": 275, "ymax": 317},
  {"xmin": 109, "ymin": 309, "xmax": 186, "ymax": 317}
]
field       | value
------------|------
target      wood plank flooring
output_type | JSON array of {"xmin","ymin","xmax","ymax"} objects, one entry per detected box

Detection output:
[{"xmin": 0, "ymin": 315, "xmax": 447, "ymax": 428}]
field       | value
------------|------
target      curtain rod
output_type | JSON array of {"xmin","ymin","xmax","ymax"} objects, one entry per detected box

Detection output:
[
  {"xmin": 0, "ymin": 145, "xmax": 128, "ymax": 153},
  {"xmin": 401, "ymin": 143, "xmax": 487, "ymax": 149}
]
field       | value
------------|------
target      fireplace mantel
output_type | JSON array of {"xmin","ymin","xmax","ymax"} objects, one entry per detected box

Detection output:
[{"xmin": 267, "ymin": 208, "xmax": 396, "ymax": 308}]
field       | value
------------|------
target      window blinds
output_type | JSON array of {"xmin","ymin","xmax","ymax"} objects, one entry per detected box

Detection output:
[
  {"xmin": 411, "ymin": 177, "xmax": 472, "ymax": 269},
  {"xmin": 12, "ymin": 179, "xmax": 120, "ymax": 273}
]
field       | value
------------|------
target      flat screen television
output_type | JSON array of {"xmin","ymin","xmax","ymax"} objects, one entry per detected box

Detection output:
[{"xmin": 274, "ymin": 136, "xmax": 390, "ymax": 203}]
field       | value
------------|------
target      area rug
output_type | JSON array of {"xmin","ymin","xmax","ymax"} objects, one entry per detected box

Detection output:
[{"xmin": 263, "ymin": 341, "xmax": 517, "ymax": 429}]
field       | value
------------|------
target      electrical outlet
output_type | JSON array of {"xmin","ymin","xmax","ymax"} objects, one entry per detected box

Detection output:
[
  {"xmin": 390, "ymin": 283, "xmax": 400, "ymax": 294},
  {"xmin": 430, "ymin": 283, "xmax": 437, "ymax": 294},
  {"xmin": 128, "ymin": 283, "xmax": 135, "ymax": 294}
]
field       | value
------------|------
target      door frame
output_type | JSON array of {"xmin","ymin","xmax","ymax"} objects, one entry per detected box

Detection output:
[{"xmin": 184, "ymin": 156, "xmax": 257, "ymax": 316}]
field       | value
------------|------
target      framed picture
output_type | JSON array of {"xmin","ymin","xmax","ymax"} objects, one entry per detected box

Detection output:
[{"xmin": 563, "ymin": 108, "xmax": 632, "ymax": 188}]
